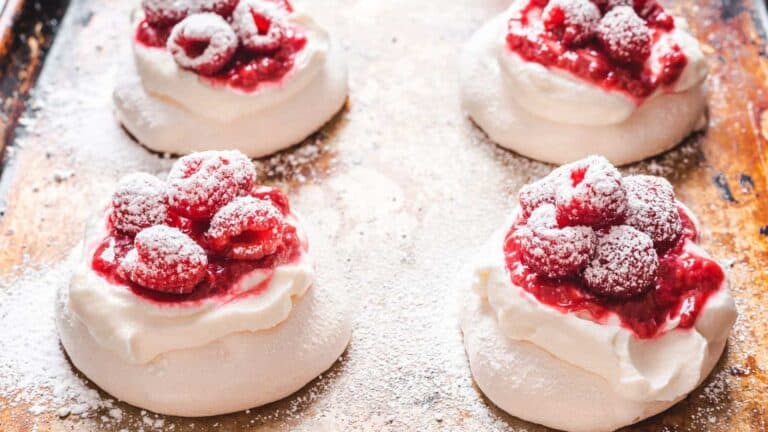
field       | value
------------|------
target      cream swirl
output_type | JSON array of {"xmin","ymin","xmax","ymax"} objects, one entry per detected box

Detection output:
[
  {"xmin": 471, "ymin": 207, "xmax": 737, "ymax": 403},
  {"xmin": 67, "ymin": 211, "xmax": 313, "ymax": 365}
]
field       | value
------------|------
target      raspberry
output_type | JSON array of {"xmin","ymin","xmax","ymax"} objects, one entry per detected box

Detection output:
[
  {"xmin": 110, "ymin": 173, "xmax": 168, "ymax": 235},
  {"xmin": 633, "ymin": 0, "xmax": 674, "ymax": 29},
  {"xmin": 543, "ymin": 0, "xmax": 601, "ymax": 47},
  {"xmin": 167, "ymin": 13, "xmax": 238, "ymax": 76},
  {"xmin": 206, "ymin": 196, "xmax": 286, "ymax": 260},
  {"xmin": 623, "ymin": 175, "xmax": 682, "ymax": 250},
  {"xmin": 519, "ymin": 172, "xmax": 563, "ymax": 218},
  {"xmin": 513, "ymin": 204, "xmax": 596, "ymax": 279},
  {"xmin": 584, "ymin": 225, "xmax": 658, "ymax": 298},
  {"xmin": 232, "ymin": 0, "xmax": 287, "ymax": 53},
  {"xmin": 555, "ymin": 156, "xmax": 628, "ymax": 228},
  {"xmin": 167, "ymin": 150, "xmax": 257, "ymax": 220},
  {"xmin": 142, "ymin": 0, "xmax": 191, "ymax": 26},
  {"xmin": 597, "ymin": 6, "xmax": 651, "ymax": 65},
  {"xmin": 120, "ymin": 225, "xmax": 208, "ymax": 294},
  {"xmin": 197, "ymin": 0, "xmax": 239, "ymax": 17},
  {"xmin": 250, "ymin": 185, "xmax": 291, "ymax": 215}
]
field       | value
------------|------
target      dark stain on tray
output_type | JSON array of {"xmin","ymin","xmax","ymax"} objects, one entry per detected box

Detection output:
[
  {"xmin": 739, "ymin": 173, "xmax": 755, "ymax": 192},
  {"xmin": 760, "ymin": 225, "xmax": 768, "ymax": 236},
  {"xmin": 713, "ymin": 173, "xmax": 737, "ymax": 203}
]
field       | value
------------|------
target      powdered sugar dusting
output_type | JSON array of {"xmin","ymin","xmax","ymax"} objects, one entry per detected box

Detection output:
[
  {"xmin": 514, "ymin": 204, "xmax": 596, "ymax": 278},
  {"xmin": 111, "ymin": 172, "xmax": 168, "ymax": 235},
  {"xmin": 555, "ymin": 155, "xmax": 628, "ymax": 227},
  {"xmin": 232, "ymin": 0, "xmax": 287, "ymax": 52},
  {"xmin": 167, "ymin": 13, "xmax": 238, "ymax": 75},
  {"xmin": 125, "ymin": 225, "xmax": 208, "ymax": 293},
  {"xmin": 597, "ymin": 5, "xmax": 651, "ymax": 64},
  {"xmin": 624, "ymin": 174, "xmax": 683, "ymax": 249},
  {"xmin": 206, "ymin": 196, "xmax": 285, "ymax": 259},
  {"xmin": 544, "ymin": 0, "xmax": 601, "ymax": 29},
  {"xmin": 584, "ymin": 225, "xmax": 659, "ymax": 297}
]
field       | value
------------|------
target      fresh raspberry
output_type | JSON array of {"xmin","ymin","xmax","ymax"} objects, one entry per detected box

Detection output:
[
  {"xmin": 110, "ymin": 173, "xmax": 168, "ymax": 235},
  {"xmin": 250, "ymin": 185, "xmax": 291, "ymax": 215},
  {"xmin": 142, "ymin": 0, "xmax": 191, "ymax": 26},
  {"xmin": 518, "ymin": 171, "xmax": 564, "ymax": 218},
  {"xmin": 206, "ymin": 196, "xmax": 286, "ymax": 260},
  {"xmin": 597, "ymin": 6, "xmax": 652, "ymax": 65},
  {"xmin": 167, "ymin": 150, "xmax": 257, "ymax": 220},
  {"xmin": 634, "ymin": 0, "xmax": 674, "ymax": 29},
  {"xmin": 197, "ymin": 0, "xmax": 239, "ymax": 17},
  {"xmin": 167, "ymin": 13, "xmax": 238, "ymax": 76},
  {"xmin": 513, "ymin": 204, "xmax": 597, "ymax": 279},
  {"xmin": 584, "ymin": 225, "xmax": 659, "ymax": 298},
  {"xmin": 120, "ymin": 225, "xmax": 208, "ymax": 294},
  {"xmin": 232, "ymin": 0, "xmax": 287, "ymax": 53},
  {"xmin": 623, "ymin": 175, "xmax": 682, "ymax": 250},
  {"xmin": 555, "ymin": 156, "xmax": 628, "ymax": 228},
  {"xmin": 543, "ymin": 0, "xmax": 601, "ymax": 47}
]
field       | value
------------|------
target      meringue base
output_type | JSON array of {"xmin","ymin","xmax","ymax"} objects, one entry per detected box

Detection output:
[
  {"xmin": 113, "ymin": 36, "xmax": 348, "ymax": 158},
  {"xmin": 56, "ymin": 279, "xmax": 351, "ymax": 417},
  {"xmin": 461, "ymin": 286, "xmax": 727, "ymax": 432},
  {"xmin": 460, "ymin": 14, "xmax": 707, "ymax": 166}
]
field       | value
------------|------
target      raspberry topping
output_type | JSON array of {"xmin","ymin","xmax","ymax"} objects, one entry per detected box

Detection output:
[
  {"xmin": 513, "ymin": 204, "xmax": 596, "ymax": 279},
  {"xmin": 506, "ymin": 0, "xmax": 684, "ymax": 100},
  {"xmin": 596, "ymin": 6, "xmax": 651, "ymax": 65},
  {"xmin": 555, "ymin": 156, "xmax": 627, "ymax": 227},
  {"xmin": 91, "ymin": 150, "xmax": 304, "ymax": 302},
  {"xmin": 583, "ymin": 225, "xmax": 659, "ymax": 298},
  {"xmin": 506, "ymin": 156, "xmax": 724, "ymax": 338},
  {"xmin": 542, "ymin": 0, "xmax": 601, "ymax": 47},
  {"xmin": 120, "ymin": 225, "xmax": 208, "ymax": 294},
  {"xmin": 624, "ymin": 175, "xmax": 683, "ymax": 250},
  {"xmin": 142, "ymin": 0, "xmax": 191, "ymax": 26},
  {"xmin": 232, "ymin": 0, "xmax": 287, "ymax": 53},
  {"xmin": 207, "ymin": 196, "xmax": 286, "ymax": 260},
  {"xmin": 110, "ymin": 173, "xmax": 169, "ymax": 236},
  {"xmin": 167, "ymin": 150, "xmax": 257, "ymax": 220},
  {"xmin": 167, "ymin": 13, "xmax": 238, "ymax": 75}
]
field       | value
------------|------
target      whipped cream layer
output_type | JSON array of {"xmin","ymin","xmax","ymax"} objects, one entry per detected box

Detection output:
[
  {"xmin": 460, "ymin": 2, "xmax": 709, "ymax": 165},
  {"xmin": 471, "ymin": 207, "xmax": 737, "ymax": 404},
  {"xmin": 115, "ymin": 7, "xmax": 348, "ymax": 157},
  {"xmin": 68, "ymin": 211, "xmax": 314, "ymax": 365}
]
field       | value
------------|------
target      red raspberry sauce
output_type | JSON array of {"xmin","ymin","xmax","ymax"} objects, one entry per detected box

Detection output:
[
  {"xmin": 91, "ymin": 213, "xmax": 303, "ymax": 305},
  {"xmin": 135, "ymin": 20, "xmax": 307, "ymax": 92},
  {"xmin": 503, "ymin": 206, "xmax": 725, "ymax": 339},
  {"xmin": 506, "ymin": 1, "xmax": 687, "ymax": 101}
]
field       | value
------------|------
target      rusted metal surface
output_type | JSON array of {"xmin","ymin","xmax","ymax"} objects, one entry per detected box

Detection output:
[{"xmin": 0, "ymin": 0, "xmax": 767, "ymax": 431}]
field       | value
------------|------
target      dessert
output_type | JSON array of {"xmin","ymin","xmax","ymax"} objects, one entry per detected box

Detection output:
[
  {"xmin": 114, "ymin": 0, "xmax": 348, "ymax": 157},
  {"xmin": 461, "ymin": 156, "xmax": 737, "ymax": 432},
  {"xmin": 56, "ymin": 150, "xmax": 351, "ymax": 417},
  {"xmin": 460, "ymin": 0, "xmax": 709, "ymax": 165}
]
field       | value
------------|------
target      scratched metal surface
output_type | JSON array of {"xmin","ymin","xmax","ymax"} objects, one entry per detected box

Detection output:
[{"xmin": 0, "ymin": 0, "xmax": 767, "ymax": 431}]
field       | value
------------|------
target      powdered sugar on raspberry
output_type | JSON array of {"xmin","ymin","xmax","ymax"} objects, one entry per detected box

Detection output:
[
  {"xmin": 122, "ymin": 225, "xmax": 208, "ymax": 293},
  {"xmin": 232, "ymin": 0, "xmax": 287, "ymax": 53},
  {"xmin": 513, "ymin": 204, "xmax": 596, "ymax": 279},
  {"xmin": 624, "ymin": 175, "xmax": 683, "ymax": 250},
  {"xmin": 110, "ymin": 173, "xmax": 168, "ymax": 235},
  {"xmin": 597, "ymin": 5, "xmax": 651, "ymax": 64},
  {"xmin": 142, "ymin": 0, "xmax": 191, "ymax": 26},
  {"xmin": 543, "ymin": 0, "xmax": 601, "ymax": 46},
  {"xmin": 555, "ymin": 156, "xmax": 628, "ymax": 227},
  {"xmin": 167, "ymin": 150, "xmax": 257, "ymax": 220},
  {"xmin": 207, "ymin": 196, "xmax": 285, "ymax": 260},
  {"xmin": 167, "ymin": 13, "xmax": 238, "ymax": 75},
  {"xmin": 518, "ymin": 173, "xmax": 562, "ymax": 218},
  {"xmin": 584, "ymin": 225, "xmax": 659, "ymax": 297}
]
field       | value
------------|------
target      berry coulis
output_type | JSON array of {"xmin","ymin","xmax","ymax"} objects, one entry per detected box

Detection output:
[
  {"xmin": 506, "ymin": 0, "xmax": 687, "ymax": 101},
  {"xmin": 504, "ymin": 206, "xmax": 725, "ymax": 339},
  {"xmin": 91, "ymin": 212, "xmax": 302, "ymax": 305},
  {"xmin": 135, "ymin": 0, "xmax": 307, "ymax": 92}
]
